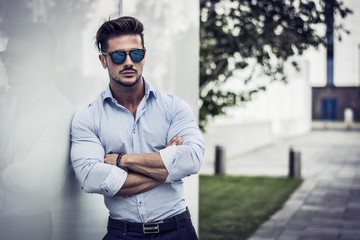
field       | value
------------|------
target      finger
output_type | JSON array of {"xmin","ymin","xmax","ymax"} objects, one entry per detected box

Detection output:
[
  {"xmin": 167, "ymin": 136, "xmax": 177, "ymax": 147},
  {"xmin": 170, "ymin": 139, "xmax": 177, "ymax": 146},
  {"xmin": 104, "ymin": 154, "xmax": 114, "ymax": 159},
  {"xmin": 176, "ymin": 137, "xmax": 183, "ymax": 145}
]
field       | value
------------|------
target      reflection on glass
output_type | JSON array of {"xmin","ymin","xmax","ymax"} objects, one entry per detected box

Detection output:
[{"xmin": 0, "ymin": 22, "xmax": 74, "ymax": 240}]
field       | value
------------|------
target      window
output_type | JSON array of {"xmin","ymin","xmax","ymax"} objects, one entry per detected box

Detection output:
[{"xmin": 321, "ymin": 98, "xmax": 338, "ymax": 121}]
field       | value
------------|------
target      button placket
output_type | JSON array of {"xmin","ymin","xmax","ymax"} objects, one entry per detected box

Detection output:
[
  {"xmin": 132, "ymin": 122, "xmax": 139, "ymax": 153},
  {"xmin": 137, "ymin": 194, "xmax": 146, "ymax": 222}
]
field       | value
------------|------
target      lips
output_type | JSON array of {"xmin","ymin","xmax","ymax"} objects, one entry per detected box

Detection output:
[
  {"xmin": 120, "ymin": 69, "xmax": 137, "ymax": 77},
  {"xmin": 122, "ymin": 70, "xmax": 135, "ymax": 74}
]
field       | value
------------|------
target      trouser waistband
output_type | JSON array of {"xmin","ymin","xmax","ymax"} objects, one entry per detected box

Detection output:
[{"xmin": 108, "ymin": 209, "xmax": 191, "ymax": 234}]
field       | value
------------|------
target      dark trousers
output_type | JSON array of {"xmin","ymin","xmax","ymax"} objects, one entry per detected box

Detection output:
[{"xmin": 103, "ymin": 209, "xmax": 198, "ymax": 240}]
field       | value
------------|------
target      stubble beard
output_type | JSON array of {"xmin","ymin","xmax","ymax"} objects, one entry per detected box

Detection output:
[{"xmin": 110, "ymin": 72, "xmax": 142, "ymax": 88}]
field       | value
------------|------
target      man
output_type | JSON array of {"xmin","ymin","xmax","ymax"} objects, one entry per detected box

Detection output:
[
  {"xmin": 0, "ymin": 22, "xmax": 74, "ymax": 239},
  {"xmin": 70, "ymin": 16, "xmax": 204, "ymax": 239}
]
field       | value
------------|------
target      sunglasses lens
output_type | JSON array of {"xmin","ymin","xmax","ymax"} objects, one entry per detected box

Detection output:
[
  {"xmin": 107, "ymin": 49, "xmax": 145, "ymax": 64},
  {"xmin": 130, "ymin": 49, "xmax": 145, "ymax": 62},
  {"xmin": 111, "ymin": 51, "xmax": 126, "ymax": 64}
]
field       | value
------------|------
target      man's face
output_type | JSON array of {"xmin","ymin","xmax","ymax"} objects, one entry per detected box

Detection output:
[{"xmin": 99, "ymin": 34, "xmax": 145, "ymax": 87}]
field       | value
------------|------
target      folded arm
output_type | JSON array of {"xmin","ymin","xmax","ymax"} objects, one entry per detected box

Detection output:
[
  {"xmin": 71, "ymin": 110, "xmax": 127, "ymax": 197},
  {"xmin": 159, "ymin": 98, "xmax": 205, "ymax": 183},
  {"xmin": 72, "ymin": 109, "xmax": 183, "ymax": 197},
  {"xmin": 105, "ymin": 137, "xmax": 183, "ymax": 196},
  {"xmin": 115, "ymin": 172, "xmax": 161, "ymax": 196}
]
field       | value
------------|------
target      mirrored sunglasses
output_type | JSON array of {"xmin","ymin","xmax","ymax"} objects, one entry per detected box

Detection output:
[{"xmin": 102, "ymin": 48, "xmax": 146, "ymax": 64}]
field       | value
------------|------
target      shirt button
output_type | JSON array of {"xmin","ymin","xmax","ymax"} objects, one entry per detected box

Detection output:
[{"xmin": 132, "ymin": 129, "xmax": 136, "ymax": 134}]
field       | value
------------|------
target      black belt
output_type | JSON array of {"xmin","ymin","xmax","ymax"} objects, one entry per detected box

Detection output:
[{"xmin": 108, "ymin": 209, "xmax": 191, "ymax": 234}]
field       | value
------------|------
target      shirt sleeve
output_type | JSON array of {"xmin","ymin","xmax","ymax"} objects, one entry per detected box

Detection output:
[
  {"xmin": 159, "ymin": 97, "xmax": 204, "ymax": 183},
  {"xmin": 70, "ymin": 108, "xmax": 127, "ymax": 197}
]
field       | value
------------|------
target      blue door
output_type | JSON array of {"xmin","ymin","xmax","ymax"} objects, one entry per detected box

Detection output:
[{"xmin": 321, "ymin": 98, "xmax": 338, "ymax": 120}]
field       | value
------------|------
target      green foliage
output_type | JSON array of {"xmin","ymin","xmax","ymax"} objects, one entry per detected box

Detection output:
[
  {"xmin": 199, "ymin": 0, "xmax": 352, "ymax": 131},
  {"xmin": 199, "ymin": 174, "xmax": 303, "ymax": 240}
]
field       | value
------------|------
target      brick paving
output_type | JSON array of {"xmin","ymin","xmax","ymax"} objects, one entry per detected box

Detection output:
[{"xmin": 243, "ymin": 130, "xmax": 360, "ymax": 240}]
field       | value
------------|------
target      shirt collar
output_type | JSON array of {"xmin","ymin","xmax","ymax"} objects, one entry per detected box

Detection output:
[
  {"xmin": 144, "ymin": 78, "xmax": 157, "ymax": 99},
  {"xmin": 103, "ymin": 78, "xmax": 157, "ymax": 102}
]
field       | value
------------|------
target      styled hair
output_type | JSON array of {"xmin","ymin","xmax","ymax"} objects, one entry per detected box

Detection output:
[{"xmin": 95, "ymin": 16, "xmax": 144, "ymax": 52}]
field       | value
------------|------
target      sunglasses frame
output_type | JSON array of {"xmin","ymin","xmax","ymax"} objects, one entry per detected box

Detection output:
[{"xmin": 101, "ymin": 48, "xmax": 146, "ymax": 64}]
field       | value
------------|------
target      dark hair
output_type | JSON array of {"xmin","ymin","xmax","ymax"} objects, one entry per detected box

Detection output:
[{"xmin": 95, "ymin": 16, "xmax": 144, "ymax": 52}]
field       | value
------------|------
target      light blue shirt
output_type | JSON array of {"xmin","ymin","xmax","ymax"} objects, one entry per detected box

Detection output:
[{"xmin": 70, "ymin": 79, "xmax": 204, "ymax": 223}]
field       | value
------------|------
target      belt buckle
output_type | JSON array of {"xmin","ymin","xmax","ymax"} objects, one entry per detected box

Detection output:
[{"xmin": 143, "ymin": 221, "xmax": 163, "ymax": 234}]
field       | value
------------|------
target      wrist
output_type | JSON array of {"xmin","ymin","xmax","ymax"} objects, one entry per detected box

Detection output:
[
  {"xmin": 116, "ymin": 153, "xmax": 128, "ymax": 172},
  {"xmin": 120, "ymin": 153, "xmax": 129, "ymax": 168}
]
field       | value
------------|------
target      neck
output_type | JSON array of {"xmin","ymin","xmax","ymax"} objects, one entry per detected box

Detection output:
[{"xmin": 110, "ymin": 77, "xmax": 145, "ymax": 109}]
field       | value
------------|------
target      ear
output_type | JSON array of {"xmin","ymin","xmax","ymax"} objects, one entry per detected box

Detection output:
[{"xmin": 99, "ymin": 54, "xmax": 108, "ymax": 69}]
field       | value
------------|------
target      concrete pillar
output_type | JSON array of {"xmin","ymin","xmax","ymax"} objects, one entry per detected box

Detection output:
[
  {"xmin": 215, "ymin": 145, "xmax": 226, "ymax": 175},
  {"xmin": 289, "ymin": 147, "xmax": 301, "ymax": 179}
]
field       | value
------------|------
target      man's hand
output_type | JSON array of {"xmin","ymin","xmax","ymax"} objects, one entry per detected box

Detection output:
[
  {"xmin": 104, "ymin": 136, "xmax": 183, "ymax": 166},
  {"xmin": 104, "ymin": 153, "xmax": 118, "ymax": 166},
  {"xmin": 166, "ymin": 136, "xmax": 183, "ymax": 147}
]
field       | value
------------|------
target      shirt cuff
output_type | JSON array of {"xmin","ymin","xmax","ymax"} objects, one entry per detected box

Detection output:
[
  {"xmin": 100, "ymin": 166, "xmax": 128, "ymax": 197},
  {"xmin": 159, "ymin": 146, "xmax": 181, "ymax": 183}
]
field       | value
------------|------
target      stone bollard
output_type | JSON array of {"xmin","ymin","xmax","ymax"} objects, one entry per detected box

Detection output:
[
  {"xmin": 344, "ymin": 108, "xmax": 354, "ymax": 130},
  {"xmin": 215, "ymin": 145, "xmax": 226, "ymax": 175},
  {"xmin": 289, "ymin": 147, "xmax": 301, "ymax": 179}
]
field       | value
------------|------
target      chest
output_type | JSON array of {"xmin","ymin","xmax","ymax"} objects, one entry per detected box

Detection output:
[{"xmin": 97, "ymin": 104, "xmax": 171, "ymax": 154}]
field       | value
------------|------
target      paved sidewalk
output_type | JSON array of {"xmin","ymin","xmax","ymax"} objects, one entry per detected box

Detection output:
[{"xmin": 221, "ymin": 130, "xmax": 360, "ymax": 240}]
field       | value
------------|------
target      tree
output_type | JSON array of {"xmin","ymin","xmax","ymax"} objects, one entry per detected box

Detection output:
[{"xmin": 199, "ymin": 0, "xmax": 352, "ymax": 131}]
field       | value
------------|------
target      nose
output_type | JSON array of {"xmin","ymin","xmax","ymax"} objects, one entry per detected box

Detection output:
[{"xmin": 122, "ymin": 54, "xmax": 134, "ymax": 66}]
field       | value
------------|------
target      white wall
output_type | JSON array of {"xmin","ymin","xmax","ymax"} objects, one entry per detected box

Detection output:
[
  {"xmin": 304, "ymin": 0, "xmax": 360, "ymax": 87},
  {"xmin": 334, "ymin": 0, "xmax": 360, "ymax": 86}
]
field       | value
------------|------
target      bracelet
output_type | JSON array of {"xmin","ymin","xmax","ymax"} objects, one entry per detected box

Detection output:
[{"xmin": 116, "ymin": 153, "xmax": 128, "ymax": 172}]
